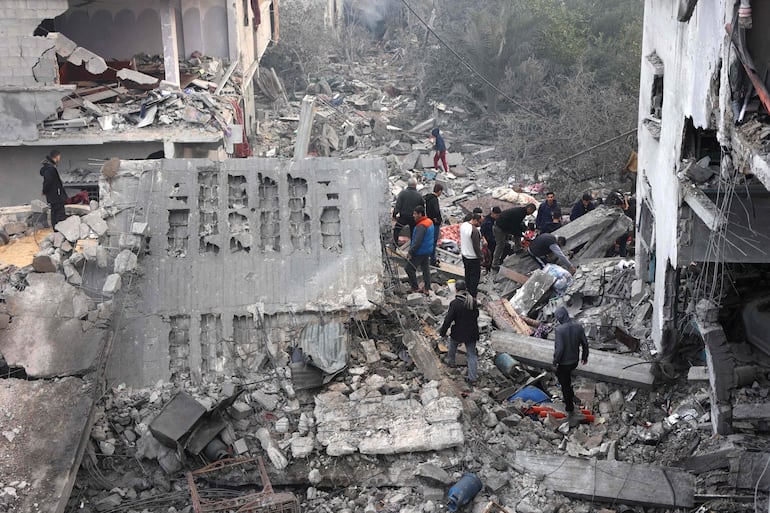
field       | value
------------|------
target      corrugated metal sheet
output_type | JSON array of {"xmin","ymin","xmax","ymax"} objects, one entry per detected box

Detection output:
[{"xmin": 296, "ymin": 321, "xmax": 348, "ymax": 374}]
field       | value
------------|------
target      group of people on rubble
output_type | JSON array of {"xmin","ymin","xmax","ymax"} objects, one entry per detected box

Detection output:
[{"xmin": 392, "ymin": 128, "xmax": 605, "ymax": 414}]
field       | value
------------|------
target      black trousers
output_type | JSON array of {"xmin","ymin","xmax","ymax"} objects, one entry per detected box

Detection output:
[
  {"xmin": 393, "ymin": 216, "xmax": 417, "ymax": 244},
  {"xmin": 50, "ymin": 202, "xmax": 66, "ymax": 228},
  {"xmin": 555, "ymin": 362, "xmax": 578, "ymax": 412},
  {"xmin": 462, "ymin": 256, "xmax": 481, "ymax": 297}
]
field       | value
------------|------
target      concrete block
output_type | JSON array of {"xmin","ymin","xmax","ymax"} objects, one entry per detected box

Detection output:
[
  {"xmin": 81, "ymin": 210, "xmax": 108, "ymax": 236},
  {"xmin": 221, "ymin": 381, "xmax": 236, "ymax": 397},
  {"xmin": 228, "ymin": 401, "xmax": 252, "ymax": 420},
  {"xmin": 255, "ymin": 428, "xmax": 288, "ymax": 470},
  {"xmin": 32, "ymin": 255, "xmax": 56, "ymax": 273},
  {"xmin": 113, "ymin": 249, "xmax": 138, "ymax": 274},
  {"xmin": 83, "ymin": 245, "xmax": 97, "ymax": 261},
  {"xmin": 3, "ymin": 221, "xmax": 26, "ymax": 235},
  {"xmin": 79, "ymin": 222, "xmax": 91, "ymax": 240},
  {"xmin": 407, "ymin": 293, "xmax": 423, "ymax": 305},
  {"xmin": 149, "ymin": 392, "xmax": 207, "ymax": 447},
  {"xmin": 63, "ymin": 262, "xmax": 82, "ymax": 286},
  {"xmin": 609, "ymin": 390, "xmax": 624, "ymax": 411},
  {"xmin": 252, "ymin": 390, "xmax": 279, "ymax": 411},
  {"xmin": 96, "ymin": 246, "xmax": 109, "ymax": 268},
  {"xmin": 47, "ymin": 32, "xmax": 76, "ymax": 57},
  {"xmin": 60, "ymin": 240, "xmax": 72, "ymax": 253},
  {"xmin": 102, "ymin": 273, "xmax": 122, "ymax": 295},
  {"xmin": 510, "ymin": 269, "xmax": 556, "ymax": 317},
  {"xmin": 233, "ymin": 438, "xmax": 249, "ymax": 455},
  {"xmin": 415, "ymin": 462, "xmax": 452, "ymax": 485},
  {"xmin": 68, "ymin": 47, "xmax": 107, "ymax": 75},
  {"xmin": 360, "ymin": 339, "xmax": 380, "ymax": 364},
  {"xmin": 118, "ymin": 233, "xmax": 142, "ymax": 251},
  {"xmin": 131, "ymin": 222, "xmax": 148, "ymax": 235},
  {"xmin": 55, "ymin": 215, "xmax": 81, "ymax": 242}
]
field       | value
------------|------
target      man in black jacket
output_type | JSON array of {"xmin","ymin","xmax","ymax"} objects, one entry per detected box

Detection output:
[
  {"xmin": 528, "ymin": 233, "xmax": 576, "ymax": 274},
  {"xmin": 553, "ymin": 306, "xmax": 589, "ymax": 425},
  {"xmin": 423, "ymin": 183, "xmax": 443, "ymax": 265},
  {"xmin": 439, "ymin": 280, "xmax": 480, "ymax": 384},
  {"xmin": 492, "ymin": 203, "xmax": 536, "ymax": 270},
  {"xmin": 40, "ymin": 149, "xmax": 68, "ymax": 227},
  {"xmin": 392, "ymin": 177, "xmax": 424, "ymax": 243}
]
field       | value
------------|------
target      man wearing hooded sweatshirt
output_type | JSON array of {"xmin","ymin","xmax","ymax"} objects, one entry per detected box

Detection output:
[
  {"xmin": 403, "ymin": 205, "xmax": 434, "ymax": 293},
  {"xmin": 431, "ymin": 127, "xmax": 448, "ymax": 173},
  {"xmin": 439, "ymin": 280, "xmax": 479, "ymax": 384},
  {"xmin": 553, "ymin": 306, "xmax": 589, "ymax": 425},
  {"xmin": 40, "ymin": 149, "xmax": 68, "ymax": 227}
]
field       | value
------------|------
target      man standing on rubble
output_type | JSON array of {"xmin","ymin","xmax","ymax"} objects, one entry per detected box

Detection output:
[
  {"xmin": 570, "ymin": 193, "xmax": 595, "ymax": 221},
  {"xmin": 439, "ymin": 280, "xmax": 479, "ymax": 385},
  {"xmin": 528, "ymin": 233, "xmax": 577, "ymax": 274},
  {"xmin": 536, "ymin": 192, "xmax": 562, "ymax": 233},
  {"xmin": 480, "ymin": 206, "xmax": 500, "ymax": 271},
  {"xmin": 393, "ymin": 177, "xmax": 424, "ymax": 244},
  {"xmin": 491, "ymin": 203, "xmax": 537, "ymax": 271},
  {"xmin": 40, "ymin": 149, "xmax": 68, "ymax": 228},
  {"xmin": 431, "ymin": 127, "xmax": 448, "ymax": 173},
  {"xmin": 553, "ymin": 306, "xmax": 589, "ymax": 426},
  {"xmin": 460, "ymin": 213, "xmax": 483, "ymax": 297},
  {"xmin": 424, "ymin": 183, "xmax": 444, "ymax": 266},
  {"xmin": 403, "ymin": 205, "xmax": 434, "ymax": 294}
]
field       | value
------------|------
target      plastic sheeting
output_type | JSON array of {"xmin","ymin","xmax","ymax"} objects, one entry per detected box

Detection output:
[{"xmin": 296, "ymin": 321, "xmax": 349, "ymax": 374}]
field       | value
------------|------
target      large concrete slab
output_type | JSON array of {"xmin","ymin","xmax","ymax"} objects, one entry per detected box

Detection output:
[
  {"xmin": 0, "ymin": 377, "xmax": 95, "ymax": 513},
  {"xmin": 103, "ymin": 158, "xmax": 389, "ymax": 386},
  {"xmin": 2, "ymin": 273, "xmax": 107, "ymax": 377}
]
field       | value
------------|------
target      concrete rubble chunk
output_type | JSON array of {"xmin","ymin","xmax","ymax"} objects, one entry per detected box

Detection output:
[
  {"xmin": 149, "ymin": 392, "xmax": 206, "ymax": 447},
  {"xmin": 68, "ymin": 46, "xmax": 107, "ymax": 75},
  {"xmin": 118, "ymin": 233, "xmax": 142, "ymax": 251},
  {"xmin": 116, "ymin": 68, "xmax": 158, "ymax": 85},
  {"xmin": 415, "ymin": 463, "xmax": 452, "ymax": 485},
  {"xmin": 255, "ymin": 427, "xmax": 288, "ymax": 470},
  {"xmin": 55, "ymin": 215, "xmax": 82, "ymax": 243},
  {"xmin": 102, "ymin": 274, "xmax": 122, "ymax": 295},
  {"xmin": 3, "ymin": 222, "xmax": 27, "ymax": 236},
  {"xmin": 233, "ymin": 438, "xmax": 249, "ymax": 455},
  {"xmin": 32, "ymin": 255, "xmax": 57, "ymax": 273},
  {"xmin": 510, "ymin": 269, "xmax": 556, "ymax": 317},
  {"xmin": 48, "ymin": 32, "xmax": 77, "ymax": 58},
  {"xmin": 82, "ymin": 210, "xmax": 108, "ymax": 236},
  {"xmin": 131, "ymin": 222, "xmax": 148, "ymax": 235},
  {"xmin": 96, "ymin": 246, "xmax": 109, "ymax": 268},
  {"xmin": 228, "ymin": 401, "xmax": 252, "ymax": 420},
  {"xmin": 252, "ymin": 390, "xmax": 279, "ymax": 411},
  {"xmin": 63, "ymin": 262, "xmax": 82, "ymax": 286},
  {"xmin": 113, "ymin": 249, "xmax": 138, "ymax": 274},
  {"xmin": 291, "ymin": 436, "xmax": 314, "ymax": 458}
]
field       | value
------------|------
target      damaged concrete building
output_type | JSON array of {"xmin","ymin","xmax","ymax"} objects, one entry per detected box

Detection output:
[
  {"xmin": 636, "ymin": 0, "xmax": 770, "ymax": 433},
  {"xmin": 0, "ymin": 0, "xmax": 277, "ymax": 206}
]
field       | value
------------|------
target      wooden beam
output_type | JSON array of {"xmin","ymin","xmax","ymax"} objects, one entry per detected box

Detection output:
[
  {"xmin": 491, "ymin": 331, "xmax": 655, "ymax": 389},
  {"xmin": 498, "ymin": 266, "xmax": 528, "ymax": 284},
  {"xmin": 515, "ymin": 451, "xmax": 695, "ymax": 508}
]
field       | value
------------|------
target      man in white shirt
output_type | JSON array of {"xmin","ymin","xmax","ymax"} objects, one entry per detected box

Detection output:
[{"xmin": 460, "ymin": 213, "xmax": 483, "ymax": 297}]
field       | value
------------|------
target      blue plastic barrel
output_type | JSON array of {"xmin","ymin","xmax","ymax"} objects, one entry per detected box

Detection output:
[
  {"xmin": 447, "ymin": 473, "xmax": 482, "ymax": 512},
  {"xmin": 494, "ymin": 353, "xmax": 517, "ymax": 376},
  {"xmin": 507, "ymin": 385, "xmax": 549, "ymax": 404}
]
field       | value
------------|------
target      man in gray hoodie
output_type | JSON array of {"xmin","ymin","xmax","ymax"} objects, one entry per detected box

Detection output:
[{"xmin": 553, "ymin": 306, "xmax": 589, "ymax": 425}]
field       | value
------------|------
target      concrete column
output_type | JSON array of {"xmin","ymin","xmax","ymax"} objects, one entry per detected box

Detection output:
[
  {"xmin": 293, "ymin": 95, "xmax": 316, "ymax": 160},
  {"xmin": 160, "ymin": 0, "xmax": 181, "ymax": 87}
]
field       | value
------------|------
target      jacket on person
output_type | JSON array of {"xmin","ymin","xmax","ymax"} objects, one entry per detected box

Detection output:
[
  {"xmin": 529, "ymin": 233, "xmax": 573, "ymax": 269},
  {"xmin": 535, "ymin": 200, "xmax": 561, "ymax": 232},
  {"xmin": 410, "ymin": 216, "xmax": 435, "ymax": 256},
  {"xmin": 480, "ymin": 215, "xmax": 495, "ymax": 244},
  {"xmin": 424, "ymin": 192, "xmax": 442, "ymax": 226},
  {"xmin": 439, "ymin": 294, "xmax": 479, "ymax": 344},
  {"xmin": 40, "ymin": 157, "xmax": 67, "ymax": 204},
  {"xmin": 494, "ymin": 206, "xmax": 529, "ymax": 235},
  {"xmin": 394, "ymin": 186, "xmax": 424, "ymax": 220},
  {"xmin": 553, "ymin": 306, "xmax": 588, "ymax": 366},
  {"xmin": 431, "ymin": 127, "xmax": 446, "ymax": 152},
  {"xmin": 570, "ymin": 199, "xmax": 594, "ymax": 221}
]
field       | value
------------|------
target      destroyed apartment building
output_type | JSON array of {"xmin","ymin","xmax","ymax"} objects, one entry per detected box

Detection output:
[
  {"xmin": 0, "ymin": 0, "xmax": 277, "ymax": 206},
  {"xmin": 637, "ymin": 0, "xmax": 770, "ymax": 434},
  {"xmin": 5, "ymin": 0, "xmax": 770, "ymax": 512}
]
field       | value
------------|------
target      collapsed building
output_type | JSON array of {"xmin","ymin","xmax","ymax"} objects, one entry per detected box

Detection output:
[
  {"xmin": 636, "ymin": 0, "xmax": 770, "ymax": 434},
  {"xmin": 5, "ymin": 0, "xmax": 770, "ymax": 512}
]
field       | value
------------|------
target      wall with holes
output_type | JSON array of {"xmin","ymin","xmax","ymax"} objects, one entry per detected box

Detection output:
[{"xmin": 103, "ymin": 157, "xmax": 388, "ymax": 386}]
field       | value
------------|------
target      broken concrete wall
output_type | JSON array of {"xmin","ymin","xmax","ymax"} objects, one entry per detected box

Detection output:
[
  {"xmin": 0, "ymin": 143, "xmax": 163, "ymax": 207},
  {"xmin": 636, "ymin": 0, "xmax": 730, "ymax": 351},
  {"xmin": 104, "ymin": 157, "xmax": 389, "ymax": 386},
  {"xmin": 0, "ymin": 1, "xmax": 74, "ymax": 143}
]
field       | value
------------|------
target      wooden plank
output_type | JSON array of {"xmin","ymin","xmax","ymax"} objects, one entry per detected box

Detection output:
[
  {"xmin": 497, "ymin": 265, "xmax": 528, "ymax": 284},
  {"xmin": 502, "ymin": 300, "xmax": 535, "ymax": 335},
  {"xmin": 515, "ymin": 451, "xmax": 694, "ymax": 508},
  {"xmin": 729, "ymin": 452, "xmax": 770, "ymax": 491},
  {"xmin": 491, "ymin": 331, "xmax": 655, "ymax": 389}
]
